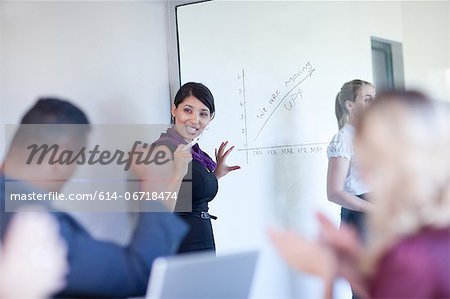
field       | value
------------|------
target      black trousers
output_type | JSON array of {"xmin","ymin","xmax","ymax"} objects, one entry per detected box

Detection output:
[
  {"xmin": 340, "ymin": 193, "xmax": 367, "ymax": 242},
  {"xmin": 176, "ymin": 213, "xmax": 216, "ymax": 253},
  {"xmin": 340, "ymin": 193, "xmax": 368, "ymax": 299}
]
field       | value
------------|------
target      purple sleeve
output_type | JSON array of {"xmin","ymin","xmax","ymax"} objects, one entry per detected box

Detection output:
[{"xmin": 369, "ymin": 241, "xmax": 436, "ymax": 298}]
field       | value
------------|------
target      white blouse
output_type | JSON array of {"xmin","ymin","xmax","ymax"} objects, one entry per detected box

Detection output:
[{"xmin": 327, "ymin": 123, "xmax": 370, "ymax": 195}]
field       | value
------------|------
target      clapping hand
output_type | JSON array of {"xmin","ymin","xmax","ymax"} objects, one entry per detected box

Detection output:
[
  {"xmin": 268, "ymin": 228, "xmax": 338, "ymax": 282},
  {"xmin": 0, "ymin": 210, "xmax": 68, "ymax": 299},
  {"xmin": 316, "ymin": 213, "xmax": 367, "ymax": 297}
]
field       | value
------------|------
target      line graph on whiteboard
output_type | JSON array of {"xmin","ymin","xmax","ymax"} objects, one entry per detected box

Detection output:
[{"xmin": 236, "ymin": 62, "xmax": 330, "ymax": 163}]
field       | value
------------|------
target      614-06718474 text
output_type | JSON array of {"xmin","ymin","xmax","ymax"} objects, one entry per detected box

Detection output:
[{"xmin": 9, "ymin": 191, "xmax": 178, "ymax": 201}]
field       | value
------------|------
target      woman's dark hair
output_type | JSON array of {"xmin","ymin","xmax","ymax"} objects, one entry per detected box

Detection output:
[
  {"xmin": 174, "ymin": 82, "xmax": 215, "ymax": 117},
  {"xmin": 335, "ymin": 79, "xmax": 372, "ymax": 129}
]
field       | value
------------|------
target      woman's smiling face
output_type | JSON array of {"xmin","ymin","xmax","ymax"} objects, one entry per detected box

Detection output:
[{"xmin": 172, "ymin": 95, "xmax": 212, "ymax": 141}]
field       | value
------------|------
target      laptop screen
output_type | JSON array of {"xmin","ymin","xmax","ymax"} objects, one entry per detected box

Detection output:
[{"xmin": 146, "ymin": 251, "xmax": 259, "ymax": 299}]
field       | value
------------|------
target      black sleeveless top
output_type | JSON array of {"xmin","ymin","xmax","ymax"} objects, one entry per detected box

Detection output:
[{"xmin": 157, "ymin": 142, "xmax": 219, "ymax": 253}]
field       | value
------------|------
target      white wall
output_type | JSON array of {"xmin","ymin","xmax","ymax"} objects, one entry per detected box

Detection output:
[
  {"xmin": 0, "ymin": 0, "xmax": 170, "ymax": 157},
  {"xmin": 401, "ymin": 1, "xmax": 450, "ymax": 100},
  {"xmin": 0, "ymin": 0, "xmax": 171, "ymax": 243}
]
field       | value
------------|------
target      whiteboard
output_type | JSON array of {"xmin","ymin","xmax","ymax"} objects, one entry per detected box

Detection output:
[{"xmin": 176, "ymin": 1, "xmax": 404, "ymax": 298}]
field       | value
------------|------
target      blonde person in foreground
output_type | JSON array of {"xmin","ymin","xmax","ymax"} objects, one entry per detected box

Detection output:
[{"xmin": 269, "ymin": 91, "xmax": 450, "ymax": 299}]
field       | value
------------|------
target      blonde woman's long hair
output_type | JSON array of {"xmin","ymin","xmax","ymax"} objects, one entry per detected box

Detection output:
[{"xmin": 355, "ymin": 91, "xmax": 450, "ymax": 274}]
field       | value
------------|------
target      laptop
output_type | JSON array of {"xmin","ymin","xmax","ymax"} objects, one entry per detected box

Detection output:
[{"xmin": 146, "ymin": 251, "xmax": 259, "ymax": 299}]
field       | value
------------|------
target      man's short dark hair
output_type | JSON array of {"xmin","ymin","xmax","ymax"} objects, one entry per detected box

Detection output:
[
  {"xmin": 11, "ymin": 97, "xmax": 91, "ymax": 149},
  {"xmin": 20, "ymin": 97, "xmax": 90, "ymax": 125}
]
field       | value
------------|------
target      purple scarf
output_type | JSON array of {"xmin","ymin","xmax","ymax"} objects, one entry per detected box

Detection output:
[{"xmin": 154, "ymin": 128, "xmax": 217, "ymax": 172}]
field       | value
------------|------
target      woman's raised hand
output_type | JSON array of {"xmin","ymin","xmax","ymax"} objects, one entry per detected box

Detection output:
[{"xmin": 214, "ymin": 141, "xmax": 241, "ymax": 179}]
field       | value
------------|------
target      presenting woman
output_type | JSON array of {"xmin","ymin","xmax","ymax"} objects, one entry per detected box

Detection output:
[{"xmin": 152, "ymin": 82, "xmax": 240, "ymax": 253}]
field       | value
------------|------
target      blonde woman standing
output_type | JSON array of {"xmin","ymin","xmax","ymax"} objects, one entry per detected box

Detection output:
[{"xmin": 327, "ymin": 79, "xmax": 375, "ymax": 239}]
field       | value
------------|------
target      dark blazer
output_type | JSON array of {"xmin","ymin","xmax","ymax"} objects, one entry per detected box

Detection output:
[{"xmin": 0, "ymin": 175, "xmax": 188, "ymax": 298}]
